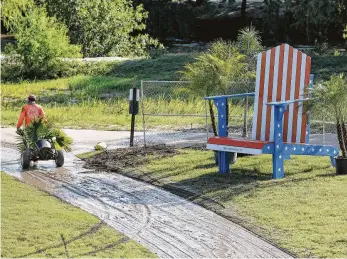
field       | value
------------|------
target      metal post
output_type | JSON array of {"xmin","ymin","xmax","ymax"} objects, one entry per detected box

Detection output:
[
  {"xmin": 323, "ymin": 97, "xmax": 326, "ymax": 145},
  {"xmin": 205, "ymin": 100, "xmax": 209, "ymax": 142},
  {"xmin": 141, "ymin": 81, "xmax": 146, "ymax": 147},
  {"xmin": 242, "ymin": 96, "xmax": 249, "ymax": 138},
  {"xmin": 130, "ymin": 87, "xmax": 137, "ymax": 147}
]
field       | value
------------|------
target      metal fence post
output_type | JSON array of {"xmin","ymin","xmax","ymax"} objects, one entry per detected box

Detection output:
[
  {"xmin": 323, "ymin": 97, "xmax": 326, "ymax": 145},
  {"xmin": 141, "ymin": 80, "xmax": 146, "ymax": 147},
  {"xmin": 205, "ymin": 100, "xmax": 209, "ymax": 142},
  {"xmin": 242, "ymin": 96, "xmax": 249, "ymax": 138}
]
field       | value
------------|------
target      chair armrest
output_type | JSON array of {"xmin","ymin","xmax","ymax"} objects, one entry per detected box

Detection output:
[
  {"xmin": 266, "ymin": 98, "xmax": 310, "ymax": 106},
  {"xmin": 204, "ymin": 92, "xmax": 255, "ymax": 100}
]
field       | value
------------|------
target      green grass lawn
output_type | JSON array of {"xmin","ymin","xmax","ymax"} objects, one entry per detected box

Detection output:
[
  {"xmin": 107, "ymin": 149, "xmax": 347, "ymax": 258},
  {"xmin": 1, "ymin": 72, "xmax": 249, "ymax": 130},
  {"xmin": 1, "ymin": 172, "xmax": 156, "ymax": 258}
]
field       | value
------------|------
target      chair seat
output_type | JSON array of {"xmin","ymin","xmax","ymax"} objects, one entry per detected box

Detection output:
[{"xmin": 208, "ymin": 136, "xmax": 270, "ymax": 149}]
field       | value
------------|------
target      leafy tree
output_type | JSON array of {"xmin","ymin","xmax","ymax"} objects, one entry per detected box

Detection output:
[
  {"xmin": 336, "ymin": 0, "xmax": 347, "ymax": 26},
  {"xmin": 241, "ymin": 0, "xmax": 247, "ymax": 17},
  {"xmin": 262, "ymin": 0, "xmax": 282, "ymax": 41},
  {"xmin": 132, "ymin": 0, "xmax": 201, "ymax": 40},
  {"xmin": 43, "ymin": 0, "xmax": 161, "ymax": 57},
  {"xmin": 284, "ymin": 0, "xmax": 336, "ymax": 43},
  {"xmin": 1, "ymin": 0, "xmax": 81, "ymax": 80}
]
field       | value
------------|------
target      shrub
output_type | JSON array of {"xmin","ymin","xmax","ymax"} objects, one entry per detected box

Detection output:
[
  {"xmin": 180, "ymin": 39, "xmax": 255, "ymax": 135},
  {"xmin": 312, "ymin": 74, "xmax": 347, "ymax": 157},
  {"xmin": 44, "ymin": 0, "xmax": 162, "ymax": 57},
  {"xmin": 2, "ymin": 1, "xmax": 81, "ymax": 81}
]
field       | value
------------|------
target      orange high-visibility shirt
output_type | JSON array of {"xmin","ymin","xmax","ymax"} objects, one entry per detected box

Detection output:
[{"xmin": 17, "ymin": 103, "xmax": 45, "ymax": 128}]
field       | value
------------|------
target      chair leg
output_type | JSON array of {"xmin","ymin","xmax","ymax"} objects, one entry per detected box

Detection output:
[
  {"xmin": 272, "ymin": 154, "xmax": 285, "ymax": 179},
  {"xmin": 218, "ymin": 151, "xmax": 229, "ymax": 174},
  {"xmin": 330, "ymin": 156, "xmax": 336, "ymax": 168}
]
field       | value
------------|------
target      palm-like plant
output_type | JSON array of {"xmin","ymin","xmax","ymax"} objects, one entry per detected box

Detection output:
[
  {"xmin": 312, "ymin": 74, "xmax": 347, "ymax": 158},
  {"xmin": 16, "ymin": 118, "xmax": 73, "ymax": 153},
  {"xmin": 236, "ymin": 25, "xmax": 263, "ymax": 57},
  {"xmin": 180, "ymin": 39, "xmax": 255, "ymax": 136}
]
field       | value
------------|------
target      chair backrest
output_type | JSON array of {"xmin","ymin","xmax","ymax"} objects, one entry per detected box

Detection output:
[{"xmin": 251, "ymin": 44, "xmax": 312, "ymax": 143}]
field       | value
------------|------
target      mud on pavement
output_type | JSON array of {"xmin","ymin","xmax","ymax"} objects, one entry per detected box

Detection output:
[
  {"xmin": 1, "ymin": 131, "xmax": 292, "ymax": 258},
  {"xmin": 82, "ymin": 145, "xmax": 230, "ymax": 212}
]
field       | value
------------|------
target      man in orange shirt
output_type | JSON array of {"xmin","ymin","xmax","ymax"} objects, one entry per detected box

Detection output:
[{"xmin": 17, "ymin": 94, "xmax": 46, "ymax": 131}]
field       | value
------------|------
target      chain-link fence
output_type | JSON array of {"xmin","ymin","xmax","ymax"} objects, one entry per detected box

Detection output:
[
  {"xmin": 140, "ymin": 80, "xmax": 255, "ymax": 147},
  {"xmin": 140, "ymin": 80, "xmax": 341, "ymax": 148}
]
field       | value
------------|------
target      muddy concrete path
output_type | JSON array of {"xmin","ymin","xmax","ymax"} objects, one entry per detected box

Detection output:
[{"xmin": 1, "ymin": 128, "xmax": 291, "ymax": 258}]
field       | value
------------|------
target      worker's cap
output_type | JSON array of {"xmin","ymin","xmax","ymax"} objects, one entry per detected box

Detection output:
[{"xmin": 28, "ymin": 94, "xmax": 36, "ymax": 102}]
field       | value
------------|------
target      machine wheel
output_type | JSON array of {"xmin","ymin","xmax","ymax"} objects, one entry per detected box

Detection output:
[
  {"xmin": 214, "ymin": 151, "xmax": 238, "ymax": 165},
  {"xmin": 55, "ymin": 150, "xmax": 64, "ymax": 167},
  {"xmin": 21, "ymin": 151, "xmax": 30, "ymax": 169}
]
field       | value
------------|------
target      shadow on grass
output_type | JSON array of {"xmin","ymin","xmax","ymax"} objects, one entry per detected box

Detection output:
[{"xmin": 143, "ymin": 156, "xmax": 333, "ymax": 209}]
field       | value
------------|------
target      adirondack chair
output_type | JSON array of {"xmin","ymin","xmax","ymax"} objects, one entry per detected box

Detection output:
[{"xmin": 205, "ymin": 44, "xmax": 339, "ymax": 179}]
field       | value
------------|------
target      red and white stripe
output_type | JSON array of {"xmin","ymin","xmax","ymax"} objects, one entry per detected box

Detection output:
[{"xmin": 251, "ymin": 44, "xmax": 311, "ymax": 143}]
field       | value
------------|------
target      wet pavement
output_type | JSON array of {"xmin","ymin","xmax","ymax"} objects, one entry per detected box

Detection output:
[{"xmin": 1, "ymin": 127, "xmax": 292, "ymax": 258}]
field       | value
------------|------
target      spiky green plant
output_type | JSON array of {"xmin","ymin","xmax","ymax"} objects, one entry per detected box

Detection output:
[
  {"xmin": 180, "ymin": 39, "xmax": 255, "ymax": 135},
  {"xmin": 236, "ymin": 26, "xmax": 263, "ymax": 57},
  {"xmin": 16, "ymin": 118, "xmax": 73, "ymax": 153},
  {"xmin": 312, "ymin": 74, "xmax": 347, "ymax": 158}
]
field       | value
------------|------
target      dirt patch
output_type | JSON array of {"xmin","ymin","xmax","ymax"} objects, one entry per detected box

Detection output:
[{"xmin": 83, "ymin": 145, "xmax": 177, "ymax": 173}]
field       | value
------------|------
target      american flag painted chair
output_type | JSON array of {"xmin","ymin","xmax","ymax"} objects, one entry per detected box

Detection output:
[{"xmin": 205, "ymin": 44, "xmax": 338, "ymax": 179}]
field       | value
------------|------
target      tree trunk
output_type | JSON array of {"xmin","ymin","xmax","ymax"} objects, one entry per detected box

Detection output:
[
  {"xmin": 337, "ymin": 119, "xmax": 347, "ymax": 158},
  {"xmin": 209, "ymin": 100, "xmax": 217, "ymax": 136},
  {"xmin": 241, "ymin": 0, "xmax": 247, "ymax": 18},
  {"xmin": 196, "ymin": 0, "xmax": 206, "ymax": 6},
  {"xmin": 341, "ymin": 118, "xmax": 347, "ymax": 158},
  {"xmin": 306, "ymin": 14, "xmax": 310, "ymax": 43}
]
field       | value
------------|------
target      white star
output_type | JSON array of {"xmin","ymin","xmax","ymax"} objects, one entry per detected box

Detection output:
[
  {"xmin": 302, "ymin": 148, "xmax": 305, "ymax": 151},
  {"xmin": 267, "ymin": 146, "xmax": 271, "ymax": 150},
  {"xmin": 221, "ymin": 114, "xmax": 224, "ymax": 118},
  {"xmin": 221, "ymin": 102, "xmax": 224, "ymax": 106},
  {"xmin": 278, "ymin": 168, "xmax": 282, "ymax": 172},
  {"xmin": 334, "ymin": 150, "xmax": 337, "ymax": 154},
  {"xmin": 306, "ymin": 131, "xmax": 308, "ymax": 134},
  {"xmin": 216, "ymin": 103, "xmax": 219, "ymax": 106},
  {"xmin": 276, "ymin": 145, "xmax": 280, "ymax": 149},
  {"xmin": 278, "ymin": 133, "xmax": 281, "ymax": 137},
  {"xmin": 326, "ymin": 149, "xmax": 329, "ymax": 152},
  {"xmin": 222, "ymin": 125, "xmax": 225, "ymax": 129},
  {"xmin": 293, "ymin": 147, "xmax": 296, "ymax": 151},
  {"xmin": 277, "ymin": 124, "xmax": 281, "ymax": 128},
  {"xmin": 279, "ymin": 155, "xmax": 282, "ymax": 159},
  {"xmin": 279, "ymin": 108, "xmax": 283, "ymax": 112},
  {"xmin": 319, "ymin": 149, "xmax": 322, "ymax": 152},
  {"xmin": 285, "ymin": 147, "xmax": 288, "ymax": 150},
  {"xmin": 312, "ymin": 148, "xmax": 315, "ymax": 152}
]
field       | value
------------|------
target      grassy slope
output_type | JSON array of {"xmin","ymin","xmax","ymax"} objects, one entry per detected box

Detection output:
[
  {"xmin": 311, "ymin": 55, "xmax": 347, "ymax": 81},
  {"xmin": 2, "ymin": 52, "xmax": 347, "ymax": 129},
  {"xmin": 108, "ymin": 149, "xmax": 347, "ymax": 258},
  {"xmin": 1, "ymin": 172, "xmax": 156, "ymax": 258},
  {"xmin": 1, "ymin": 53, "xmax": 197, "ymax": 129}
]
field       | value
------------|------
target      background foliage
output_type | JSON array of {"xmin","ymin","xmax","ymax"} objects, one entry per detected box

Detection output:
[
  {"xmin": 42, "ymin": 0, "xmax": 162, "ymax": 57},
  {"xmin": 1, "ymin": 0, "xmax": 81, "ymax": 79}
]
